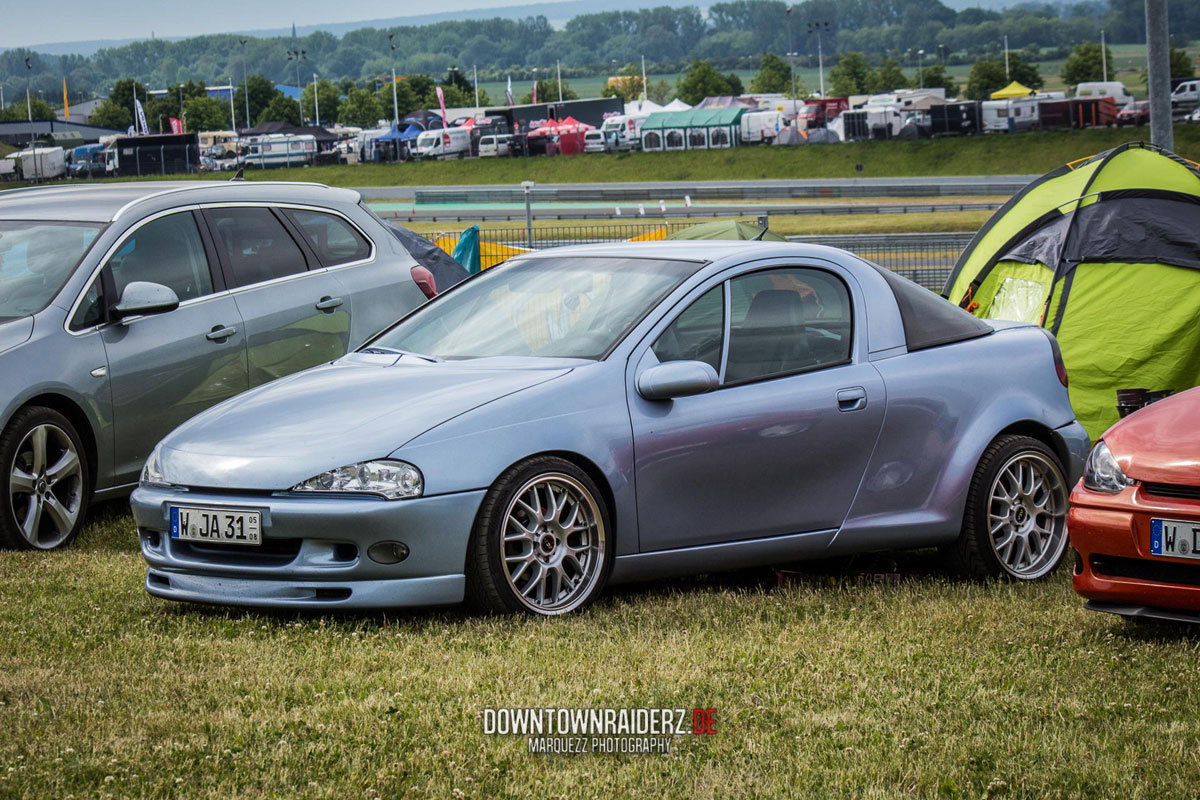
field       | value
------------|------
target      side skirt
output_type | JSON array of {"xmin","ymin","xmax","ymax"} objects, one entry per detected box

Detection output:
[{"xmin": 609, "ymin": 528, "xmax": 838, "ymax": 585}]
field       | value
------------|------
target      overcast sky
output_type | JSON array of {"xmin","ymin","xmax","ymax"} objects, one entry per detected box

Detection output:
[{"xmin": 4, "ymin": 0, "xmax": 532, "ymax": 48}]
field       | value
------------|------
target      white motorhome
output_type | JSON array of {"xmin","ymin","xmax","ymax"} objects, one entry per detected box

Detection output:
[
  {"xmin": 1074, "ymin": 81, "xmax": 1134, "ymax": 110},
  {"xmin": 982, "ymin": 98, "xmax": 1040, "ymax": 132},
  {"xmin": 9, "ymin": 147, "xmax": 67, "ymax": 180},
  {"xmin": 240, "ymin": 134, "xmax": 316, "ymax": 168},
  {"xmin": 740, "ymin": 110, "xmax": 782, "ymax": 144},
  {"xmin": 197, "ymin": 130, "xmax": 239, "ymax": 157},
  {"xmin": 413, "ymin": 127, "xmax": 472, "ymax": 160}
]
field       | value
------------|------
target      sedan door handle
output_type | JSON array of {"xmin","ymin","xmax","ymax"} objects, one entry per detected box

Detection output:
[
  {"xmin": 837, "ymin": 387, "xmax": 867, "ymax": 412},
  {"xmin": 206, "ymin": 325, "xmax": 237, "ymax": 342},
  {"xmin": 315, "ymin": 296, "xmax": 344, "ymax": 312}
]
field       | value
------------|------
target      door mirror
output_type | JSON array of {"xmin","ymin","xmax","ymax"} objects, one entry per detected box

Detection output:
[
  {"xmin": 112, "ymin": 281, "xmax": 180, "ymax": 320},
  {"xmin": 637, "ymin": 360, "xmax": 719, "ymax": 401}
]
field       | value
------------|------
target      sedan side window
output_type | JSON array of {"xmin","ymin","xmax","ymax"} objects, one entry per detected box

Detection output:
[
  {"xmin": 107, "ymin": 212, "xmax": 214, "ymax": 303},
  {"xmin": 282, "ymin": 209, "xmax": 371, "ymax": 267},
  {"xmin": 651, "ymin": 286, "xmax": 724, "ymax": 373},
  {"xmin": 205, "ymin": 207, "xmax": 308, "ymax": 288},
  {"xmin": 724, "ymin": 267, "xmax": 852, "ymax": 385}
]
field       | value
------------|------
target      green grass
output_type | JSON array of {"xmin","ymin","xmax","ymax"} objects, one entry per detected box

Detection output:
[
  {"xmin": 246, "ymin": 125, "xmax": 1200, "ymax": 187},
  {"xmin": 3, "ymin": 505, "xmax": 1200, "ymax": 798}
]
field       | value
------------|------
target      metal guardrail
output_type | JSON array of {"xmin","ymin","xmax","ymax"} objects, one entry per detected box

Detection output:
[{"xmin": 419, "ymin": 224, "xmax": 972, "ymax": 290}]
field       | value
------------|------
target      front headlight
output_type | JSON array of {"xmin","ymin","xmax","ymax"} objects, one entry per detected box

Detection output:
[
  {"xmin": 292, "ymin": 460, "xmax": 423, "ymax": 500},
  {"xmin": 1082, "ymin": 441, "xmax": 1132, "ymax": 494},
  {"xmin": 141, "ymin": 445, "xmax": 167, "ymax": 487}
]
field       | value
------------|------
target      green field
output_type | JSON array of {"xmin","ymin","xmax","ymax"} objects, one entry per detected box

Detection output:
[
  {"xmin": 3, "ymin": 505, "xmax": 1200, "ymax": 798},
  {"xmin": 247, "ymin": 125, "xmax": 1200, "ymax": 187}
]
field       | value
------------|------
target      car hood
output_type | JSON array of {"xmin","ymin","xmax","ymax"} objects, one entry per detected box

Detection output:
[
  {"xmin": 0, "ymin": 316, "xmax": 33, "ymax": 356},
  {"xmin": 1104, "ymin": 386, "xmax": 1200, "ymax": 484},
  {"xmin": 158, "ymin": 354, "xmax": 576, "ymax": 490}
]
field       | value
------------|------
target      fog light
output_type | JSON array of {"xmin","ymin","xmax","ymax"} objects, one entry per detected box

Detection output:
[{"xmin": 367, "ymin": 541, "xmax": 410, "ymax": 564}]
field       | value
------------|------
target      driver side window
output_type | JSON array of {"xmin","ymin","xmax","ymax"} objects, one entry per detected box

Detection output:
[{"xmin": 651, "ymin": 286, "xmax": 725, "ymax": 373}]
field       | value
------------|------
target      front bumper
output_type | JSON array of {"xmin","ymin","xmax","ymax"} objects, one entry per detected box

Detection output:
[
  {"xmin": 131, "ymin": 484, "xmax": 485, "ymax": 610},
  {"xmin": 1069, "ymin": 482, "xmax": 1200, "ymax": 616}
]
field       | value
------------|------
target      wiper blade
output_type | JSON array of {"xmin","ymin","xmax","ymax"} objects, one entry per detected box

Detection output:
[{"xmin": 359, "ymin": 346, "xmax": 443, "ymax": 363}]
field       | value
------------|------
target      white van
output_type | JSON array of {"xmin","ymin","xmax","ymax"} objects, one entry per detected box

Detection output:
[
  {"xmin": 740, "ymin": 110, "xmax": 782, "ymax": 144},
  {"xmin": 1172, "ymin": 79, "xmax": 1200, "ymax": 111},
  {"xmin": 583, "ymin": 130, "xmax": 608, "ymax": 153},
  {"xmin": 1074, "ymin": 81, "xmax": 1134, "ymax": 110},
  {"xmin": 414, "ymin": 127, "xmax": 472, "ymax": 160},
  {"xmin": 477, "ymin": 134, "xmax": 511, "ymax": 158},
  {"xmin": 601, "ymin": 114, "xmax": 648, "ymax": 151}
]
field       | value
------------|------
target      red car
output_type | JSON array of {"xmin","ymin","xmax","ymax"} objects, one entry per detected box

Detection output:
[
  {"xmin": 1117, "ymin": 100, "xmax": 1150, "ymax": 126},
  {"xmin": 1071, "ymin": 386, "xmax": 1200, "ymax": 622}
]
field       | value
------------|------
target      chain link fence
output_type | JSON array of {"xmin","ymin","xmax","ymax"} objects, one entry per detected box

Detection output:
[{"xmin": 419, "ymin": 224, "xmax": 973, "ymax": 291}]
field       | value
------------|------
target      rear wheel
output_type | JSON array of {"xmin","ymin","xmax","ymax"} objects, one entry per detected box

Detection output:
[
  {"xmin": 465, "ymin": 457, "xmax": 611, "ymax": 616},
  {"xmin": 943, "ymin": 435, "xmax": 1068, "ymax": 580},
  {"xmin": 0, "ymin": 407, "xmax": 90, "ymax": 551}
]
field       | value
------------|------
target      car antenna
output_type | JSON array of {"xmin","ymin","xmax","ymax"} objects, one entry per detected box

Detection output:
[
  {"xmin": 230, "ymin": 168, "xmax": 244, "ymax": 181},
  {"xmin": 752, "ymin": 214, "xmax": 769, "ymax": 241}
]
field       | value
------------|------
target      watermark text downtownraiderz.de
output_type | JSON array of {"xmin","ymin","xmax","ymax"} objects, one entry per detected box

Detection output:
[{"xmin": 482, "ymin": 707, "xmax": 718, "ymax": 754}]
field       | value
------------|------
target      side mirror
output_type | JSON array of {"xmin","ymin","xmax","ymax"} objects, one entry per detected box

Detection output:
[
  {"xmin": 637, "ymin": 360, "xmax": 719, "ymax": 401},
  {"xmin": 112, "ymin": 281, "xmax": 179, "ymax": 320}
]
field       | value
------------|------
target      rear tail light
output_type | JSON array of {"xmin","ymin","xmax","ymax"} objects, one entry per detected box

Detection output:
[
  {"xmin": 1040, "ymin": 329, "xmax": 1068, "ymax": 387},
  {"xmin": 410, "ymin": 266, "xmax": 437, "ymax": 299}
]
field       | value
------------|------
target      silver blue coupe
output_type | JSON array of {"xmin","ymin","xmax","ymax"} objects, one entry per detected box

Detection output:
[{"xmin": 131, "ymin": 242, "xmax": 1089, "ymax": 616}]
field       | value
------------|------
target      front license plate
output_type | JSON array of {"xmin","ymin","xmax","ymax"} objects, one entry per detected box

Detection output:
[
  {"xmin": 1150, "ymin": 518, "xmax": 1200, "ymax": 560},
  {"xmin": 170, "ymin": 506, "xmax": 261, "ymax": 546}
]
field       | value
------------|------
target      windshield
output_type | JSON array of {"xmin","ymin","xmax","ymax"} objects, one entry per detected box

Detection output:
[
  {"xmin": 371, "ymin": 256, "xmax": 697, "ymax": 360},
  {"xmin": 417, "ymin": 133, "xmax": 439, "ymax": 147},
  {"xmin": 0, "ymin": 220, "xmax": 104, "ymax": 321}
]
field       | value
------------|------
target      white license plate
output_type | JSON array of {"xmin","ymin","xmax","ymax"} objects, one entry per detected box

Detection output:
[
  {"xmin": 170, "ymin": 506, "xmax": 261, "ymax": 546},
  {"xmin": 1150, "ymin": 518, "xmax": 1200, "ymax": 561}
]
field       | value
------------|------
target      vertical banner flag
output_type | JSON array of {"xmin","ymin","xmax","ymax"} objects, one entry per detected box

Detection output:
[
  {"xmin": 62, "ymin": 78, "xmax": 69, "ymax": 120},
  {"xmin": 435, "ymin": 86, "xmax": 450, "ymax": 146},
  {"xmin": 532, "ymin": 79, "xmax": 538, "ymax": 105},
  {"xmin": 506, "ymin": 76, "xmax": 514, "ymax": 106},
  {"xmin": 169, "ymin": 117, "xmax": 183, "ymax": 134},
  {"xmin": 134, "ymin": 98, "xmax": 149, "ymax": 135}
]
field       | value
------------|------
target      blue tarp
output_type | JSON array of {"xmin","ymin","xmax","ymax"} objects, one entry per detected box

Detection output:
[{"xmin": 375, "ymin": 124, "xmax": 422, "ymax": 142}]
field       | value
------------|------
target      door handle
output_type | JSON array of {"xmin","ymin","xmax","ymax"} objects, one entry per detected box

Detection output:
[
  {"xmin": 315, "ymin": 296, "xmax": 344, "ymax": 312},
  {"xmin": 206, "ymin": 325, "xmax": 237, "ymax": 342},
  {"xmin": 837, "ymin": 387, "xmax": 867, "ymax": 412}
]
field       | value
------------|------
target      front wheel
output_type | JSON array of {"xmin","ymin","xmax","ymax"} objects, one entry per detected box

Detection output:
[
  {"xmin": 943, "ymin": 435, "xmax": 1069, "ymax": 580},
  {"xmin": 0, "ymin": 407, "xmax": 90, "ymax": 551},
  {"xmin": 465, "ymin": 457, "xmax": 611, "ymax": 616}
]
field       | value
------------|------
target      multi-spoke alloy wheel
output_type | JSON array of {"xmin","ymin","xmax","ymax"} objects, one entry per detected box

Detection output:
[
  {"xmin": 1, "ymin": 408, "xmax": 89, "ymax": 551},
  {"xmin": 466, "ymin": 457, "xmax": 610, "ymax": 616},
  {"xmin": 943, "ymin": 434, "xmax": 1069, "ymax": 581},
  {"xmin": 986, "ymin": 452, "xmax": 1067, "ymax": 579}
]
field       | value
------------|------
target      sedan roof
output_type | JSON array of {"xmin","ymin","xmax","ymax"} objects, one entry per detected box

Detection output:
[{"xmin": 0, "ymin": 180, "xmax": 360, "ymax": 223}]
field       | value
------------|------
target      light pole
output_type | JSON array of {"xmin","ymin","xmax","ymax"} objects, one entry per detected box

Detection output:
[
  {"xmin": 239, "ymin": 39, "xmax": 250, "ymax": 128},
  {"xmin": 287, "ymin": 50, "xmax": 306, "ymax": 121},
  {"xmin": 473, "ymin": 64, "xmax": 479, "ymax": 108},
  {"xmin": 1145, "ymin": 0, "xmax": 1173, "ymax": 149},
  {"xmin": 807, "ymin": 21, "xmax": 829, "ymax": 98},
  {"xmin": 532, "ymin": 67, "xmax": 539, "ymax": 104},
  {"xmin": 24, "ymin": 57, "xmax": 37, "ymax": 182},
  {"xmin": 1100, "ymin": 28, "xmax": 1107, "ymax": 82},
  {"xmin": 785, "ymin": 7, "xmax": 798, "ymax": 105},
  {"xmin": 918, "ymin": 49, "xmax": 925, "ymax": 89},
  {"xmin": 388, "ymin": 33, "xmax": 399, "ymax": 127}
]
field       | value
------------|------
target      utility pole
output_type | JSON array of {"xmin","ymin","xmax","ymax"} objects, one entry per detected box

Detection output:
[
  {"xmin": 808, "ymin": 22, "xmax": 829, "ymax": 98},
  {"xmin": 239, "ymin": 39, "xmax": 250, "ymax": 129},
  {"xmin": 473, "ymin": 64, "xmax": 479, "ymax": 108},
  {"xmin": 389, "ymin": 33, "xmax": 399, "ymax": 127},
  {"xmin": 1145, "ymin": 0, "xmax": 1173, "ymax": 150},
  {"xmin": 918, "ymin": 49, "xmax": 925, "ymax": 89},
  {"xmin": 641, "ymin": 55, "xmax": 647, "ymax": 107},
  {"xmin": 227, "ymin": 78, "xmax": 236, "ymax": 129},
  {"xmin": 557, "ymin": 60, "xmax": 563, "ymax": 102},
  {"xmin": 25, "ymin": 57, "xmax": 37, "ymax": 182},
  {"xmin": 786, "ymin": 7, "xmax": 798, "ymax": 107},
  {"xmin": 313, "ymin": 73, "xmax": 320, "ymax": 127},
  {"xmin": 1100, "ymin": 28, "xmax": 1108, "ymax": 82},
  {"xmin": 1004, "ymin": 35, "xmax": 1010, "ymax": 80}
]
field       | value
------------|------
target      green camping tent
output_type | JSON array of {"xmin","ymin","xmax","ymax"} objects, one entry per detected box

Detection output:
[
  {"xmin": 666, "ymin": 220, "xmax": 788, "ymax": 241},
  {"xmin": 943, "ymin": 142, "xmax": 1200, "ymax": 438}
]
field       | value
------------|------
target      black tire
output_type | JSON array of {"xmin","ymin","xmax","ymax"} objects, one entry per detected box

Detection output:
[
  {"xmin": 0, "ymin": 406, "xmax": 91, "ymax": 551},
  {"xmin": 465, "ymin": 456, "xmax": 612, "ymax": 616},
  {"xmin": 942, "ymin": 434, "xmax": 1069, "ymax": 581}
]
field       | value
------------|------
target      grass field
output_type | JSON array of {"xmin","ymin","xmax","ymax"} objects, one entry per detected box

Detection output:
[
  {"xmin": 238, "ymin": 126, "xmax": 1200, "ymax": 187},
  {"xmin": 3, "ymin": 504, "xmax": 1200, "ymax": 798}
]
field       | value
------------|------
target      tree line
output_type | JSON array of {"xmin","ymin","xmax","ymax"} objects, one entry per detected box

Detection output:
[{"xmin": 1, "ymin": 0, "xmax": 1197, "ymax": 105}]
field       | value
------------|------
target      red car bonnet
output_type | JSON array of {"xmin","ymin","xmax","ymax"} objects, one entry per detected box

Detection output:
[{"xmin": 1102, "ymin": 386, "xmax": 1200, "ymax": 485}]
